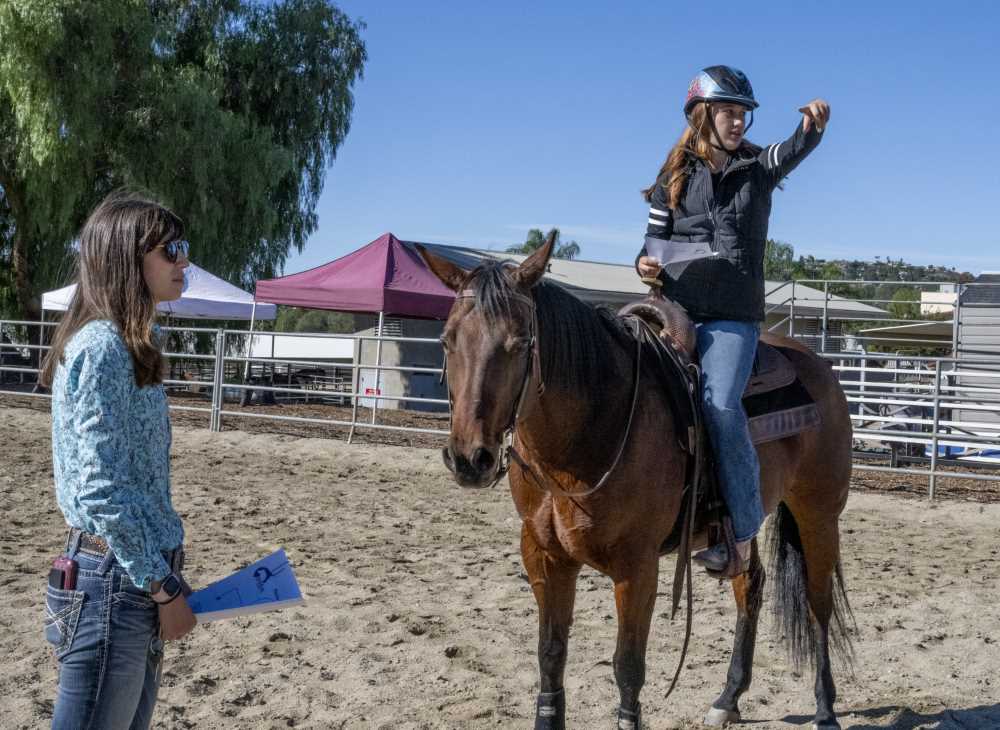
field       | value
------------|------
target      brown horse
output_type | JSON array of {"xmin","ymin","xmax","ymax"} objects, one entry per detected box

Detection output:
[{"xmin": 417, "ymin": 235, "xmax": 854, "ymax": 729}]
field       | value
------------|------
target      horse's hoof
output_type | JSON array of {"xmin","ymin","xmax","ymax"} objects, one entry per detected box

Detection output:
[
  {"xmin": 812, "ymin": 723, "xmax": 840, "ymax": 730},
  {"xmin": 703, "ymin": 706, "xmax": 740, "ymax": 726}
]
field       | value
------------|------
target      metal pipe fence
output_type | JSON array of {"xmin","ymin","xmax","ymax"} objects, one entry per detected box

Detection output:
[
  {"xmin": 775, "ymin": 278, "xmax": 1000, "ymax": 496},
  {"xmin": 3, "ymin": 276, "xmax": 999, "ymax": 500},
  {"xmin": 0, "ymin": 320, "xmax": 451, "ymax": 439}
]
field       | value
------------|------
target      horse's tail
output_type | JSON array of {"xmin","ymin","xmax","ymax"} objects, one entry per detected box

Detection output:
[{"xmin": 767, "ymin": 501, "xmax": 855, "ymax": 672}]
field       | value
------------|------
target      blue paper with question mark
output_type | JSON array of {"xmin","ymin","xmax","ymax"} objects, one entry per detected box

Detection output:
[{"xmin": 187, "ymin": 549, "xmax": 304, "ymax": 623}]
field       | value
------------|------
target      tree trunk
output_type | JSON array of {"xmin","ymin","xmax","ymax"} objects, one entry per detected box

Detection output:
[{"xmin": 3, "ymin": 177, "xmax": 39, "ymax": 321}]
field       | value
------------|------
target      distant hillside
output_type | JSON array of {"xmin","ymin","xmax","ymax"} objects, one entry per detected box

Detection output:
[{"xmin": 764, "ymin": 239, "xmax": 975, "ymax": 285}]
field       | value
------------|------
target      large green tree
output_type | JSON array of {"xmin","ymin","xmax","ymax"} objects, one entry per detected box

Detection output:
[
  {"xmin": 763, "ymin": 238, "xmax": 795, "ymax": 281},
  {"xmin": 886, "ymin": 287, "xmax": 922, "ymax": 321},
  {"xmin": 273, "ymin": 306, "xmax": 354, "ymax": 334},
  {"xmin": 507, "ymin": 227, "xmax": 580, "ymax": 260},
  {"xmin": 0, "ymin": 0, "xmax": 366, "ymax": 319}
]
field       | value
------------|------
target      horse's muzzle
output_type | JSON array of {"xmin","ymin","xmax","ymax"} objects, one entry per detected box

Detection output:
[{"xmin": 442, "ymin": 444, "xmax": 497, "ymax": 488}]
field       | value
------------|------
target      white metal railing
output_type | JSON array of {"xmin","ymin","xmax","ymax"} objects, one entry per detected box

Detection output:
[
  {"xmin": 4, "ymin": 281, "xmax": 999, "ymax": 500},
  {"xmin": 775, "ymin": 279, "xmax": 1000, "ymax": 497},
  {"xmin": 0, "ymin": 320, "xmax": 450, "ymax": 441}
]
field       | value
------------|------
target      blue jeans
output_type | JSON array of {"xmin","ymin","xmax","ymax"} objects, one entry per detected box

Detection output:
[
  {"xmin": 696, "ymin": 319, "xmax": 764, "ymax": 543},
  {"xmin": 45, "ymin": 533, "xmax": 178, "ymax": 729}
]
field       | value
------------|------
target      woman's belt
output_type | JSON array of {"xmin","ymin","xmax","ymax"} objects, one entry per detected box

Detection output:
[{"xmin": 67, "ymin": 527, "xmax": 109, "ymax": 555}]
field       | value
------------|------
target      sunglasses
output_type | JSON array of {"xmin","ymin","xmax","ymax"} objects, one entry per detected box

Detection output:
[{"xmin": 151, "ymin": 239, "xmax": 190, "ymax": 263}]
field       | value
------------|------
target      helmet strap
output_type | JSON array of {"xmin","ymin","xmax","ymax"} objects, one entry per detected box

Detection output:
[
  {"xmin": 704, "ymin": 103, "xmax": 729, "ymax": 153},
  {"xmin": 690, "ymin": 103, "xmax": 755, "ymax": 153}
]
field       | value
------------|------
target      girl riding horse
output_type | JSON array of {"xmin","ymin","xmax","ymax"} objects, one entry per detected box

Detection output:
[{"xmin": 637, "ymin": 65, "xmax": 831, "ymax": 576}]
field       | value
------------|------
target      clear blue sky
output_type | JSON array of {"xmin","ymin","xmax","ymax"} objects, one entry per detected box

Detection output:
[{"xmin": 289, "ymin": 0, "xmax": 1000, "ymax": 277}]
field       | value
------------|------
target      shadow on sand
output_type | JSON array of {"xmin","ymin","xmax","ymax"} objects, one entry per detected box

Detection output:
[{"xmin": 781, "ymin": 702, "xmax": 1000, "ymax": 729}]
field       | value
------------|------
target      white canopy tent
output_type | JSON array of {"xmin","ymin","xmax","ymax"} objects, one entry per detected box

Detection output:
[{"xmin": 41, "ymin": 262, "xmax": 276, "ymax": 321}]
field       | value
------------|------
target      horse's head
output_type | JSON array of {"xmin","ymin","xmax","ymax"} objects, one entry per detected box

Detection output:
[{"xmin": 416, "ymin": 234, "xmax": 555, "ymax": 487}]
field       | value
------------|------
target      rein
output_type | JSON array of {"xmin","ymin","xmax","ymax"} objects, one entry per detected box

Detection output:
[{"xmin": 510, "ymin": 325, "xmax": 643, "ymax": 499}]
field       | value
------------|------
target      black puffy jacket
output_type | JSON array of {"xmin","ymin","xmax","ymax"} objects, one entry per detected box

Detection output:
[{"xmin": 636, "ymin": 121, "xmax": 824, "ymax": 321}]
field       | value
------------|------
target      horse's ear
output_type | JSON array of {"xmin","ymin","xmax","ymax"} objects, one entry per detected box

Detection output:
[
  {"xmin": 415, "ymin": 244, "xmax": 468, "ymax": 293},
  {"xmin": 511, "ymin": 230, "xmax": 555, "ymax": 290}
]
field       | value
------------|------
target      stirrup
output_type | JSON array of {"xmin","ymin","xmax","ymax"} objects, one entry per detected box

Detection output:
[
  {"xmin": 696, "ymin": 517, "xmax": 749, "ymax": 578},
  {"xmin": 691, "ymin": 543, "xmax": 750, "ymax": 580}
]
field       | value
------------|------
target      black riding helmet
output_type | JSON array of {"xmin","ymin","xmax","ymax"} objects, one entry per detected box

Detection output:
[{"xmin": 684, "ymin": 65, "xmax": 758, "ymax": 149}]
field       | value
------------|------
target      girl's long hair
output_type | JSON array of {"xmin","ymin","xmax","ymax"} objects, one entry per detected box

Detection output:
[
  {"xmin": 642, "ymin": 102, "xmax": 760, "ymax": 208},
  {"xmin": 40, "ymin": 191, "xmax": 184, "ymax": 388}
]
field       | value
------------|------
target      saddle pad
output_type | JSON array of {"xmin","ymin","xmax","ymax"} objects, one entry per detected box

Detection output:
[
  {"xmin": 744, "ymin": 343, "xmax": 796, "ymax": 397},
  {"xmin": 743, "ymin": 373, "xmax": 821, "ymax": 445}
]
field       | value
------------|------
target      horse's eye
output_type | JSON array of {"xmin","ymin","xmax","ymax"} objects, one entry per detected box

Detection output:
[
  {"xmin": 439, "ymin": 336, "xmax": 452, "ymax": 353},
  {"xmin": 506, "ymin": 337, "xmax": 531, "ymax": 353}
]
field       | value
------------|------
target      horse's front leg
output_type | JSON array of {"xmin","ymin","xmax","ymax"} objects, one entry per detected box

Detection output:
[
  {"xmin": 705, "ymin": 539, "xmax": 765, "ymax": 726},
  {"xmin": 522, "ymin": 524, "xmax": 581, "ymax": 730},
  {"xmin": 611, "ymin": 554, "xmax": 659, "ymax": 730}
]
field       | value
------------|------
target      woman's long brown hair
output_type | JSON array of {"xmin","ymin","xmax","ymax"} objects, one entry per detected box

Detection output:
[
  {"xmin": 642, "ymin": 102, "xmax": 759, "ymax": 208},
  {"xmin": 40, "ymin": 191, "xmax": 184, "ymax": 388}
]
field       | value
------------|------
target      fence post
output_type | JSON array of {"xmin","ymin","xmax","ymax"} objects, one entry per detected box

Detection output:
[
  {"xmin": 347, "ymin": 337, "xmax": 361, "ymax": 444},
  {"xmin": 928, "ymin": 362, "xmax": 942, "ymax": 501},
  {"xmin": 858, "ymin": 355, "xmax": 867, "ymax": 418},
  {"xmin": 210, "ymin": 329, "xmax": 225, "ymax": 432},
  {"xmin": 788, "ymin": 280, "xmax": 797, "ymax": 338},
  {"xmin": 821, "ymin": 280, "xmax": 829, "ymax": 353},
  {"xmin": 950, "ymin": 284, "xmax": 963, "ymax": 358},
  {"xmin": 371, "ymin": 312, "xmax": 384, "ymax": 425}
]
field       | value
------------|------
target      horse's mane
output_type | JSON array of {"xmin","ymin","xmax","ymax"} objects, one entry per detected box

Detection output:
[{"xmin": 467, "ymin": 260, "xmax": 634, "ymax": 393}]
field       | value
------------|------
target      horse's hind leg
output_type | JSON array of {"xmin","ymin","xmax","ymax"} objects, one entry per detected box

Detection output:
[
  {"xmin": 801, "ymin": 522, "xmax": 844, "ymax": 729},
  {"xmin": 522, "ymin": 525, "xmax": 581, "ymax": 730},
  {"xmin": 611, "ymin": 554, "xmax": 659, "ymax": 729},
  {"xmin": 704, "ymin": 539, "xmax": 765, "ymax": 727},
  {"xmin": 776, "ymin": 500, "xmax": 853, "ymax": 730}
]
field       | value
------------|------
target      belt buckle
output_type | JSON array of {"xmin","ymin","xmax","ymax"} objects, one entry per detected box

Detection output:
[{"xmin": 79, "ymin": 530, "xmax": 108, "ymax": 555}]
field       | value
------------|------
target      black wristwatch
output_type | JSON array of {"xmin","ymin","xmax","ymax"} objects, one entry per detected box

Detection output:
[{"xmin": 151, "ymin": 573, "xmax": 183, "ymax": 605}]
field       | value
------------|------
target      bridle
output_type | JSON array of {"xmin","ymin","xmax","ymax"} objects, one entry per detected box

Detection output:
[
  {"xmin": 441, "ymin": 287, "xmax": 643, "ymax": 497},
  {"xmin": 441, "ymin": 288, "xmax": 544, "ymax": 490}
]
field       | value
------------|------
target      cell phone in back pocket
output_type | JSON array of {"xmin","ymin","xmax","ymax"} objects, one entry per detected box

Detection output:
[{"xmin": 49, "ymin": 556, "xmax": 78, "ymax": 591}]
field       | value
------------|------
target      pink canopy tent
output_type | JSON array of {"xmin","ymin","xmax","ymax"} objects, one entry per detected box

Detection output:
[
  {"xmin": 249, "ymin": 233, "xmax": 458, "ymax": 437},
  {"xmin": 254, "ymin": 232, "xmax": 456, "ymax": 318}
]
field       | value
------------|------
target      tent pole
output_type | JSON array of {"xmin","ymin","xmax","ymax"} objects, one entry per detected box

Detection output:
[
  {"xmin": 240, "ymin": 300, "xmax": 258, "ymax": 407},
  {"xmin": 36, "ymin": 310, "xmax": 45, "ymax": 382},
  {"xmin": 348, "ymin": 335, "xmax": 360, "ymax": 444},
  {"xmin": 270, "ymin": 319, "xmax": 276, "ymax": 385},
  {"xmin": 371, "ymin": 311, "xmax": 384, "ymax": 425},
  {"xmin": 243, "ymin": 300, "xmax": 258, "ymax": 381}
]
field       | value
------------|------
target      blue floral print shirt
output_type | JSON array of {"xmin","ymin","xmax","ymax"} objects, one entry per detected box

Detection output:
[{"xmin": 51, "ymin": 320, "xmax": 183, "ymax": 589}]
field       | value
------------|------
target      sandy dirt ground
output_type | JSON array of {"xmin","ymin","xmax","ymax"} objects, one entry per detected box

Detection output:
[{"xmin": 2, "ymin": 402, "xmax": 999, "ymax": 729}]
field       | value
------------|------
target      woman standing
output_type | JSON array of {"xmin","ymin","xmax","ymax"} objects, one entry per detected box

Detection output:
[
  {"xmin": 636, "ymin": 65, "xmax": 830, "ymax": 575},
  {"xmin": 40, "ymin": 191, "xmax": 196, "ymax": 729}
]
